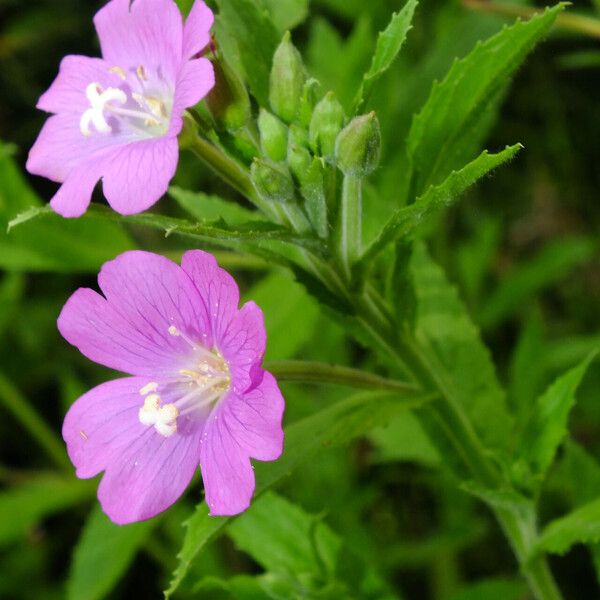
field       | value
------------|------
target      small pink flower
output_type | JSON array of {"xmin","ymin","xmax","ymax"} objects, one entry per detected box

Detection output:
[
  {"xmin": 58, "ymin": 250, "xmax": 285, "ymax": 524},
  {"xmin": 27, "ymin": 0, "xmax": 215, "ymax": 217}
]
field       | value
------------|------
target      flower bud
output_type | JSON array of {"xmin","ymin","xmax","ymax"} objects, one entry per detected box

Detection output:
[
  {"xmin": 299, "ymin": 78, "xmax": 320, "ymax": 129},
  {"xmin": 251, "ymin": 159, "xmax": 295, "ymax": 204},
  {"xmin": 309, "ymin": 92, "xmax": 345, "ymax": 159},
  {"xmin": 206, "ymin": 59, "xmax": 251, "ymax": 131},
  {"xmin": 335, "ymin": 112, "xmax": 381, "ymax": 177},
  {"xmin": 269, "ymin": 32, "xmax": 306, "ymax": 124},
  {"xmin": 258, "ymin": 109, "xmax": 288, "ymax": 162},
  {"xmin": 287, "ymin": 125, "xmax": 312, "ymax": 183}
]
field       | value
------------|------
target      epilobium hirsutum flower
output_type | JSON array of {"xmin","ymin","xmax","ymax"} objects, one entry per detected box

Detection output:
[
  {"xmin": 58, "ymin": 250, "xmax": 285, "ymax": 524},
  {"xmin": 27, "ymin": 0, "xmax": 215, "ymax": 217}
]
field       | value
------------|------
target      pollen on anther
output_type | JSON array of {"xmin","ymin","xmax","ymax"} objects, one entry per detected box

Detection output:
[
  {"xmin": 136, "ymin": 65, "xmax": 148, "ymax": 81},
  {"xmin": 109, "ymin": 66, "xmax": 127, "ymax": 80},
  {"xmin": 168, "ymin": 325, "xmax": 180, "ymax": 337}
]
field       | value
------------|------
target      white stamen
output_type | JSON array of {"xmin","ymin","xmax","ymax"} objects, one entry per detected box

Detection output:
[{"xmin": 139, "ymin": 381, "xmax": 159, "ymax": 396}]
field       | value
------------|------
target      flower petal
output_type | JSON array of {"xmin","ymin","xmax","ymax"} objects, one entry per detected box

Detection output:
[
  {"xmin": 37, "ymin": 55, "xmax": 120, "ymax": 115},
  {"xmin": 62, "ymin": 377, "xmax": 149, "ymax": 479},
  {"xmin": 58, "ymin": 288, "xmax": 183, "ymax": 376},
  {"xmin": 181, "ymin": 250, "xmax": 240, "ymax": 347},
  {"xmin": 97, "ymin": 250, "xmax": 212, "ymax": 364},
  {"xmin": 49, "ymin": 159, "xmax": 106, "ymax": 218},
  {"xmin": 169, "ymin": 58, "xmax": 215, "ymax": 136},
  {"xmin": 219, "ymin": 301, "xmax": 267, "ymax": 394},
  {"xmin": 221, "ymin": 371, "xmax": 285, "ymax": 461},
  {"xmin": 101, "ymin": 138, "xmax": 178, "ymax": 215},
  {"xmin": 183, "ymin": 0, "xmax": 214, "ymax": 59},
  {"xmin": 27, "ymin": 113, "xmax": 119, "ymax": 183},
  {"xmin": 200, "ymin": 408, "xmax": 256, "ymax": 516},
  {"xmin": 94, "ymin": 0, "xmax": 183, "ymax": 83}
]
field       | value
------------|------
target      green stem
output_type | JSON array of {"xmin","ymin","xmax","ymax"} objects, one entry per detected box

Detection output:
[
  {"xmin": 336, "ymin": 175, "xmax": 363, "ymax": 281},
  {"xmin": 0, "ymin": 372, "xmax": 70, "ymax": 470},
  {"xmin": 265, "ymin": 359, "xmax": 421, "ymax": 394}
]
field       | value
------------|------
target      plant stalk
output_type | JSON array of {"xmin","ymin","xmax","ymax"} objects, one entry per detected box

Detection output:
[{"xmin": 335, "ymin": 175, "xmax": 363, "ymax": 281}]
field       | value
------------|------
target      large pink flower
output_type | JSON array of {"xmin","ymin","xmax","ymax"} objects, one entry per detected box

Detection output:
[
  {"xmin": 58, "ymin": 250, "xmax": 285, "ymax": 524},
  {"xmin": 27, "ymin": 0, "xmax": 215, "ymax": 217}
]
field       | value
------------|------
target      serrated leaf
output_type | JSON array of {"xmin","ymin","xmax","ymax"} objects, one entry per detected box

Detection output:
[
  {"xmin": 358, "ymin": 145, "xmax": 521, "ymax": 281},
  {"xmin": 0, "ymin": 143, "xmax": 133, "ymax": 273},
  {"xmin": 215, "ymin": 0, "xmax": 280, "ymax": 105},
  {"xmin": 0, "ymin": 475, "xmax": 94, "ymax": 547},
  {"xmin": 535, "ymin": 498, "xmax": 600, "ymax": 557},
  {"xmin": 518, "ymin": 354, "xmax": 595, "ymax": 484},
  {"xmin": 406, "ymin": 5, "xmax": 562, "ymax": 194},
  {"xmin": 67, "ymin": 505, "xmax": 155, "ymax": 600},
  {"xmin": 410, "ymin": 245, "xmax": 513, "ymax": 466},
  {"xmin": 228, "ymin": 491, "xmax": 340, "ymax": 578},
  {"xmin": 354, "ymin": 0, "xmax": 418, "ymax": 111},
  {"xmin": 479, "ymin": 236, "xmax": 596, "ymax": 330},
  {"xmin": 165, "ymin": 390, "xmax": 426, "ymax": 597}
]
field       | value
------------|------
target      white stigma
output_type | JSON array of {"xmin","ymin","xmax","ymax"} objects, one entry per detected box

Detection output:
[
  {"xmin": 80, "ymin": 83, "xmax": 126, "ymax": 136},
  {"xmin": 138, "ymin": 392, "xmax": 179, "ymax": 438}
]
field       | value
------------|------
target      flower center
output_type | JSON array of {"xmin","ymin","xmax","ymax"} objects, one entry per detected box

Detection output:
[
  {"xmin": 79, "ymin": 65, "xmax": 171, "ymax": 138},
  {"xmin": 137, "ymin": 326, "xmax": 231, "ymax": 437}
]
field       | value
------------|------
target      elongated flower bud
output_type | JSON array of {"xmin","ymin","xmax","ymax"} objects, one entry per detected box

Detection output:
[
  {"xmin": 251, "ymin": 158, "xmax": 295, "ymax": 203},
  {"xmin": 309, "ymin": 92, "xmax": 345, "ymax": 159},
  {"xmin": 287, "ymin": 125, "xmax": 312, "ymax": 183},
  {"xmin": 258, "ymin": 109, "xmax": 288, "ymax": 162},
  {"xmin": 269, "ymin": 32, "xmax": 306, "ymax": 124},
  {"xmin": 335, "ymin": 112, "xmax": 381, "ymax": 177},
  {"xmin": 206, "ymin": 59, "xmax": 251, "ymax": 131}
]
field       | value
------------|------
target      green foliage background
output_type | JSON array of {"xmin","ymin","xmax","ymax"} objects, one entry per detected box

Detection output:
[{"xmin": 0, "ymin": 0, "xmax": 599, "ymax": 599}]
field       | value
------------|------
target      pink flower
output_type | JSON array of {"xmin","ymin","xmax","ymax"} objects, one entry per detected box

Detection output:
[
  {"xmin": 26, "ymin": 0, "xmax": 215, "ymax": 218},
  {"xmin": 58, "ymin": 250, "xmax": 285, "ymax": 524}
]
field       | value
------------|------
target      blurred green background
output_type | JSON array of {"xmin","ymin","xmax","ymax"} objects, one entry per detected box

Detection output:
[{"xmin": 0, "ymin": 0, "xmax": 599, "ymax": 598}]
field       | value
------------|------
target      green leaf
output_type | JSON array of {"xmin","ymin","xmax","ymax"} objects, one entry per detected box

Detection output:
[
  {"xmin": 67, "ymin": 505, "xmax": 155, "ymax": 600},
  {"xmin": 354, "ymin": 0, "xmax": 418, "ymax": 111},
  {"xmin": 0, "ymin": 475, "xmax": 93, "ymax": 547},
  {"xmin": 169, "ymin": 186, "xmax": 260, "ymax": 224},
  {"xmin": 358, "ymin": 145, "xmax": 521, "ymax": 281},
  {"xmin": 536, "ymin": 498, "xmax": 600, "ymax": 557},
  {"xmin": 246, "ymin": 272, "xmax": 320, "ymax": 360},
  {"xmin": 479, "ymin": 236, "xmax": 596, "ymax": 330},
  {"xmin": 0, "ymin": 143, "xmax": 134, "ymax": 273},
  {"xmin": 9, "ymin": 204, "xmax": 324, "ymax": 256},
  {"xmin": 410, "ymin": 245, "xmax": 513, "ymax": 463},
  {"xmin": 260, "ymin": 0, "xmax": 308, "ymax": 33},
  {"xmin": 228, "ymin": 491, "xmax": 340, "ymax": 578},
  {"xmin": 406, "ymin": 5, "xmax": 562, "ymax": 194},
  {"xmin": 214, "ymin": 0, "xmax": 280, "ymax": 106},
  {"xmin": 518, "ymin": 354, "xmax": 595, "ymax": 485},
  {"xmin": 165, "ymin": 390, "xmax": 426, "ymax": 597}
]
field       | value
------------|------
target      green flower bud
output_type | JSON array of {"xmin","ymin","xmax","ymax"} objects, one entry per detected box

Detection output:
[
  {"xmin": 299, "ymin": 78, "xmax": 320, "ymax": 129},
  {"xmin": 335, "ymin": 112, "xmax": 381, "ymax": 177},
  {"xmin": 287, "ymin": 125, "xmax": 312, "ymax": 183},
  {"xmin": 251, "ymin": 159, "xmax": 295, "ymax": 203},
  {"xmin": 309, "ymin": 92, "xmax": 345, "ymax": 159},
  {"xmin": 258, "ymin": 109, "xmax": 288, "ymax": 162},
  {"xmin": 206, "ymin": 58, "xmax": 251, "ymax": 131},
  {"xmin": 269, "ymin": 32, "xmax": 306, "ymax": 124}
]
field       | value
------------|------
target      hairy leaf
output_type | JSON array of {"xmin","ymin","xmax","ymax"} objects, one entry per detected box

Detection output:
[
  {"xmin": 358, "ymin": 145, "xmax": 521, "ymax": 275},
  {"xmin": 535, "ymin": 498, "xmax": 600, "ymax": 556},
  {"xmin": 406, "ymin": 5, "xmax": 562, "ymax": 194},
  {"xmin": 410, "ymin": 245, "xmax": 513, "ymax": 465},
  {"xmin": 517, "ymin": 354, "xmax": 595, "ymax": 486},
  {"xmin": 354, "ymin": 0, "xmax": 418, "ymax": 112}
]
